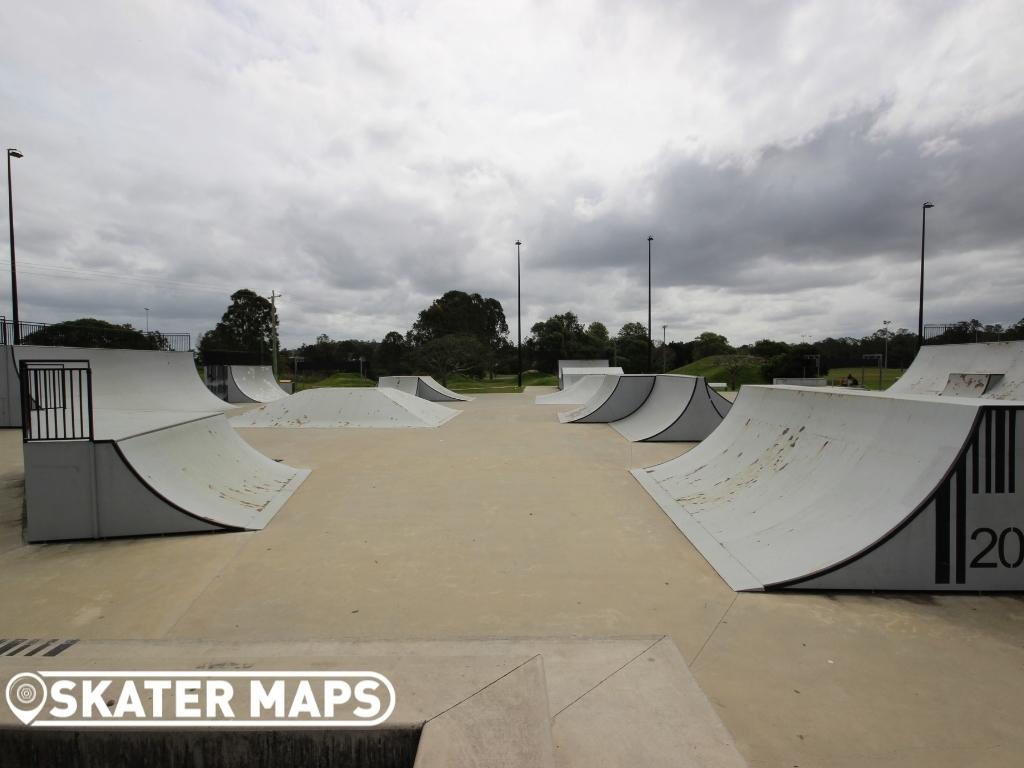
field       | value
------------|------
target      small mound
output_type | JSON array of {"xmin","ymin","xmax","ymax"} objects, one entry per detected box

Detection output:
[{"xmin": 229, "ymin": 387, "xmax": 459, "ymax": 428}]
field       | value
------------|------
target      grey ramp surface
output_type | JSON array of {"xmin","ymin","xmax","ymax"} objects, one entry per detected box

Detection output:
[
  {"xmin": 561, "ymin": 366, "xmax": 624, "ymax": 389},
  {"xmin": 633, "ymin": 385, "xmax": 1024, "ymax": 591},
  {"xmin": 24, "ymin": 414, "xmax": 309, "ymax": 541},
  {"xmin": 229, "ymin": 365, "xmax": 290, "ymax": 403},
  {"xmin": 0, "ymin": 345, "xmax": 231, "ymax": 427},
  {"xmin": 534, "ymin": 375, "xmax": 609, "ymax": 405},
  {"xmin": 889, "ymin": 340, "xmax": 1024, "ymax": 399},
  {"xmin": 612, "ymin": 375, "xmax": 731, "ymax": 442},
  {"xmin": 377, "ymin": 375, "xmax": 472, "ymax": 402},
  {"xmin": 557, "ymin": 358, "xmax": 608, "ymax": 388},
  {"xmin": 559, "ymin": 374, "xmax": 655, "ymax": 423},
  {"xmin": 231, "ymin": 387, "xmax": 459, "ymax": 428}
]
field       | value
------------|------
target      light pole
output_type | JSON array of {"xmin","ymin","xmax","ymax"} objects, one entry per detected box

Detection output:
[
  {"xmin": 516, "ymin": 240, "xmax": 522, "ymax": 389},
  {"xmin": 7, "ymin": 148, "xmax": 23, "ymax": 344},
  {"xmin": 662, "ymin": 325, "xmax": 667, "ymax": 372},
  {"xmin": 144, "ymin": 308, "xmax": 150, "ymax": 334},
  {"xmin": 647, "ymin": 235, "xmax": 653, "ymax": 372},
  {"xmin": 918, "ymin": 202, "xmax": 935, "ymax": 350},
  {"xmin": 882, "ymin": 319, "xmax": 891, "ymax": 370}
]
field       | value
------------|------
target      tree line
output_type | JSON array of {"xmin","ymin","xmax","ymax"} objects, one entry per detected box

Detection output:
[{"xmin": 194, "ymin": 288, "xmax": 1024, "ymax": 384}]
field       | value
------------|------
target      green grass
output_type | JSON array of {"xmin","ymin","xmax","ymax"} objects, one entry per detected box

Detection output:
[
  {"xmin": 669, "ymin": 355, "xmax": 767, "ymax": 389},
  {"xmin": 825, "ymin": 367, "xmax": 905, "ymax": 391},
  {"xmin": 294, "ymin": 372, "xmax": 376, "ymax": 390},
  {"xmin": 444, "ymin": 371, "xmax": 559, "ymax": 394}
]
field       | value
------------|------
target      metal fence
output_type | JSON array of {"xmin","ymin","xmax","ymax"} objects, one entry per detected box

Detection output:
[
  {"xmin": 0, "ymin": 318, "xmax": 191, "ymax": 352},
  {"xmin": 20, "ymin": 360, "xmax": 94, "ymax": 441},
  {"xmin": 924, "ymin": 324, "xmax": 1007, "ymax": 345}
]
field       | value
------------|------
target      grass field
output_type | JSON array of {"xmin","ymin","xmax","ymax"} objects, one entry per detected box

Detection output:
[
  {"xmin": 446, "ymin": 371, "xmax": 559, "ymax": 394},
  {"xmin": 825, "ymin": 367, "xmax": 905, "ymax": 390},
  {"xmin": 294, "ymin": 372, "xmax": 376, "ymax": 390},
  {"xmin": 669, "ymin": 354, "xmax": 767, "ymax": 389}
]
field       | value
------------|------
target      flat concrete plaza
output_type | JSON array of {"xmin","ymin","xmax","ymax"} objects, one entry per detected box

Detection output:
[{"xmin": 1, "ymin": 389, "xmax": 1022, "ymax": 766}]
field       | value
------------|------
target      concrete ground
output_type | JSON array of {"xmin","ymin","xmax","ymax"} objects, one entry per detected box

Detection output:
[{"xmin": 1, "ymin": 389, "xmax": 1022, "ymax": 767}]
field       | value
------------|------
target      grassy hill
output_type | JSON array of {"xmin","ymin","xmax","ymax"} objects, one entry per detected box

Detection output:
[
  {"xmin": 295, "ymin": 372, "xmax": 375, "ymax": 390},
  {"xmin": 825, "ymin": 367, "xmax": 905, "ymax": 391},
  {"xmin": 669, "ymin": 354, "xmax": 766, "ymax": 389}
]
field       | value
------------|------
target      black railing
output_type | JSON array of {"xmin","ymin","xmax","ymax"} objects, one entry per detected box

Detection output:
[
  {"xmin": 20, "ymin": 360, "xmax": 94, "ymax": 441},
  {"xmin": 0, "ymin": 318, "xmax": 191, "ymax": 352},
  {"xmin": 924, "ymin": 324, "xmax": 1006, "ymax": 345}
]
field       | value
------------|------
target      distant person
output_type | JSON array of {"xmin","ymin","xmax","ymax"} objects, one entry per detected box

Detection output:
[{"xmin": 845, "ymin": 374, "xmax": 858, "ymax": 386}]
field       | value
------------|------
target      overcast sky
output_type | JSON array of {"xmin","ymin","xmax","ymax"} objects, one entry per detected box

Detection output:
[{"xmin": 3, "ymin": 0, "xmax": 1023, "ymax": 348}]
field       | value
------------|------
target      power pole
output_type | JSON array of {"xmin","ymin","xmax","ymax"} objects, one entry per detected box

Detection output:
[
  {"xmin": 647, "ymin": 236, "xmax": 653, "ymax": 372},
  {"xmin": 516, "ymin": 240, "xmax": 523, "ymax": 389},
  {"xmin": 662, "ymin": 325, "xmax": 668, "ymax": 372},
  {"xmin": 269, "ymin": 291, "xmax": 282, "ymax": 378}
]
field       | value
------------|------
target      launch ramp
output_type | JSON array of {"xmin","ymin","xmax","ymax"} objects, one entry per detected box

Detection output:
[
  {"xmin": 612, "ymin": 375, "xmax": 731, "ymax": 442},
  {"xmin": 377, "ymin": 375, "xmax": 472, "ymax": 402},
  {"xmin": 558, "ymin": 375, "xmax": 656, "ymax": 423}
]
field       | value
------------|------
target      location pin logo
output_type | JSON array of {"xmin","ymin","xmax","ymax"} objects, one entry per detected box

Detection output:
[{"xmin": 5, "ymin": 673, "xmax": 48, "ymax": 725}]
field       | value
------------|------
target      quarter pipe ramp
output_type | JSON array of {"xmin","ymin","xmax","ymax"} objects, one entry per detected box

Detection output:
[
  {"xmin": 889, "ymin": 341, "xmax": 1024, "ymax": 399},
  {"xmin": 632, "ymin": 385, "xmax": 1024, "ymax": 591},
  {"xmin": 612, "ymin": 375, "xmax": 731, "ymax": 442},
  {"xmin": 377, "ymin": 375, "xmax": 473, "ymax": 402},
  {"xmin": 207, "ymin": 365, "xmax": 290, "ymax": 403},
  {"xmin": 230, "ymin": 387, "xmax": 459, "ymax": 428},
  {"xmin": 561, "ymin": 367, "xmax": 624, "ymax": 389},
  {"xmin": 0, "ymin": 345, "xmax": 232, "ymax": 427},
  {"xmin": 558, "ymin": 374, "xmax": 656, "ymax": 423},
  {"xmin": 24, "ymin": 406, "xmax": 308, "ymax": 542},
  {"xmin": 557, "ymin": 359, "xmax": 608, "ymax": 389},
  {"xmin": 534, "ymin": 375, "xmax": 611, "ymax": 405}
]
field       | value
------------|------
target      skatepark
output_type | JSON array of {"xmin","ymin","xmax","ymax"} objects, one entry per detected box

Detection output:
[{"xmin": 0, "ymin": 341, "xmax": 1020, "ymax": 765}]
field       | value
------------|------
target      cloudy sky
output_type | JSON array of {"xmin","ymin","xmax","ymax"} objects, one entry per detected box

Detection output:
[{"xmin": 2, "ymin": 0, "xmax": 1023, "ymax": 348}]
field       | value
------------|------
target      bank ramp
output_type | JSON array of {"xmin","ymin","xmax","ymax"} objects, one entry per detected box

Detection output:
[
  {"xmin": 633, "ymin": 385, "xmax": 1024, "ymax": 591},
  {"xmin": 231, "ymin": 387, "xmax": 458, "ymax": 428},
  {"xmin": 611, "ymin": 375, "xmax": 731, "ymax": 441},
  {"xmin": 377, "ymin": 375, "xmax": 472, "ymax": 402},
  {"xmin": 889, "ymin": 341, "xmax": 1024, "ymax": 399}
]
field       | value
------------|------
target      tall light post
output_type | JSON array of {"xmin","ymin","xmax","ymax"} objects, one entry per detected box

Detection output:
[
  {"xmin": 882, "ymin": 319, "xmax": 891, "ymax": 370},
  {"xmin": 7, "ymin": 148, "xmax": 23, "ymax": 344},
  {"xmin": 662, "ymin": 324, "xmax": 668, "ymax": 372},
  {"xmin": 647, "ymin": 235, "xmax": 653, "ymax": 372},
  {"xmin": 515, "ymin": 240, "xmax": 522, "ymax": 389},
  {"xmin": 144, "ymin": 307, "xmax": 150, "ymax": 334},
  {"xmin": 918, "ymin": 202, "xmax": 935, "ymax": 350}
]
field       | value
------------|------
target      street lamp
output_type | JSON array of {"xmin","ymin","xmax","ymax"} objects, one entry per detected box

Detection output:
[
  {"xmin": 882, "ymin": 319, "xmax": 891, "ymax": 370},
  {"xmin": 662, "ymin": 324, "xmax": 668, "ymax": 373},
  {"xmin": 918, "ymin": 202, "xmax": 935, "ymax": 349},
  {"xmin": 7, "ymin": 148, "xmax": 23, "ymax": 344},
  {"xmin": 647, "ymin": 235, "xmax": 653, "ymax": 372},
  {"xmin": 144, "ymin": 307, "xmax": 150, "ymax": 334},
  {"xmin": 515, "ymin": 240, "xmax": 522, "ymax": 389}
]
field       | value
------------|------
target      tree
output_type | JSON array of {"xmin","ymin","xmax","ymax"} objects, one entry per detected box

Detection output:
[
  {"xmin": 616, "ymin": 322, "xmax": 650, "ymax": 373},
  {"xmin": 691, "ymin": 332, "xmax": 733, "ymax": 361},
  {"xmin": 529, "ymin": 312, "xmax": 589, "ymax": 372},
  {"xmin": 374, "ymin": 331, "xmax": 410, "ymax": 375},
  {"xmin": 198, "ymin": 289, "xmax": 277, "ymax": 364},
  {"xmin": 415, "ymin": 334, "xmax": 491, "ymax": 384},
  {"xmin": 22, "ymin": 318, "xmax": 167, "ymax": 350},
  {"xmin": 410, "ymin": 291, "xmax": 509, "ymax": 349}
]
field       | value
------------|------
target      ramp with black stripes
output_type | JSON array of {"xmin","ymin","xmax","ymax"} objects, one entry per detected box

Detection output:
[{"xmin": 633, "ymin": 385, "xmax": 1024, "ymax": 591}]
